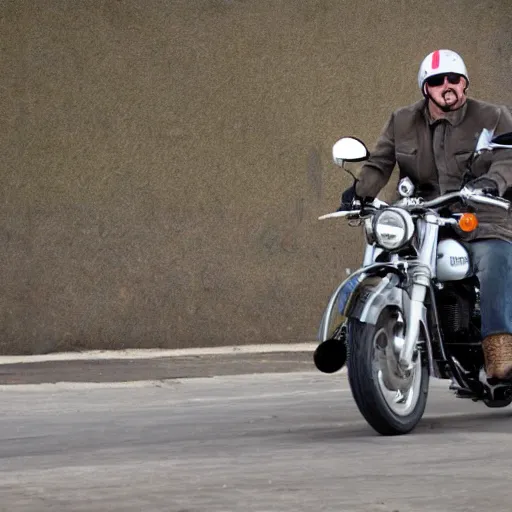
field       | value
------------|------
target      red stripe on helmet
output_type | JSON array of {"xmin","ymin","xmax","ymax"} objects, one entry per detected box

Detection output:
[{"xmin": 431, "ymin": 50, "xmax": 440, "ymax": 69}]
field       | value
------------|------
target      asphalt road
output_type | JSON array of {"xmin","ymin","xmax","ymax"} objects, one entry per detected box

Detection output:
[{"xmin": 2, "ymin": 369, "xmax": 512, "ymax": 511}]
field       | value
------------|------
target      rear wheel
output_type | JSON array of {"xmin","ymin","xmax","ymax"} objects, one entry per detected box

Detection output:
[{"xmin": 346, "ymin": 307, "xmax": 430, "ymax": 435}]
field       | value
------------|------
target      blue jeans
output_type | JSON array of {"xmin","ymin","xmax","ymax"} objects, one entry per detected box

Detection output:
[{"xmin": 467, "ymin": 239, "xmax": 512, "ymax": 338}]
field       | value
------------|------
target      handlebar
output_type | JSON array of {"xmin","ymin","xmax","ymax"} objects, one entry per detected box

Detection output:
[
  {"xmin": 418, "ymin": 187, "xmax": 510, "ymax": 211},
  {"xmin": 462, "ymin": 190, "xmax": 511, "ymax": 210},
  {"xmin": 416, "ymin": 190, "xmax": 461, "ymax": 209},
  {"xmin": 318, "ymin": 210, "xmax": 360, "ymax": 220},
  {"xmin": 318, "ymin": 187, "xmax": 510, "ymax": 221}
]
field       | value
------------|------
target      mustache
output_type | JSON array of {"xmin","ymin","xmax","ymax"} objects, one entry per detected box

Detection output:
[{"xmin": 442, "ymin": 88, "xmax": 457, "ymax": 98}]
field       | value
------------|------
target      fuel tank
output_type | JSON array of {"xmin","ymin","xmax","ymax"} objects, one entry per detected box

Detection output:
[{"xmin": 436, "ymin": 238, "xmax": 471, "ymax": 281}]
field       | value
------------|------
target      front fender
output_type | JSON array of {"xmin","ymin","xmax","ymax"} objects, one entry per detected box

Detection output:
[
  {"xmin": 317, "ymin": 263, "xmax": 407, "ymax": 342},
  {"xmin": 346, "ymin": 272, "xmax": 403, "ymax": 324}
]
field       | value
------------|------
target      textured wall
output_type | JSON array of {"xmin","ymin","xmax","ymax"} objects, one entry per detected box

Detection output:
[{"xmin": 1, "ymin": 0, "xmax": 512, "ymax": 354}]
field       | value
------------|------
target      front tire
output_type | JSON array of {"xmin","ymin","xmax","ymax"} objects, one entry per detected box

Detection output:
[{"xmin": 346, "ymin": 307, "xmax": 430, "ymax": 435}]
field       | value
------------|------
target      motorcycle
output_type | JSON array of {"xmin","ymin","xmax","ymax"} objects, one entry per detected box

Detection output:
[{"xmin": 313, "ymin": 128, "xmax": 512, "ymax": 436}]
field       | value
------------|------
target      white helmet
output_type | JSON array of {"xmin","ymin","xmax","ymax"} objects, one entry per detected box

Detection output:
[{"xmin": 417, "ymin": 49, "xmax": 469, "ymax": 96}]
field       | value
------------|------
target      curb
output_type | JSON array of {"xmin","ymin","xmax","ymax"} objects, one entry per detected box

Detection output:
[{"xmin": 0, "ymin": 342, "xmax": 318, "ymax": 365}]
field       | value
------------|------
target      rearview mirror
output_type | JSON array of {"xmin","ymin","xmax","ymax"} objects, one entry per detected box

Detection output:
[{"xmin": 332, "ymin": 137, "xmax": 369, "ymax": 167}]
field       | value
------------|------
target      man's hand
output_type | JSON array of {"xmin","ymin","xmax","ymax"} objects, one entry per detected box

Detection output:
[
  {"xmin": 337, "ymin": 183, "xmax": 359, "ymax": 211},
  {"xmin": 464, "ymin": 176, "xmax": 499, "ymax": 196}
]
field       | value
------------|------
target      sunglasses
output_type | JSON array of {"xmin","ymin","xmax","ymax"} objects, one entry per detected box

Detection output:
[{"xmin": 426, "ymin": 73, "xmax": 463, "ymax": 87}]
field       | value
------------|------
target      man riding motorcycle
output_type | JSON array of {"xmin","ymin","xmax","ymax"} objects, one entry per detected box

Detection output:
[{"xmin": 338, "ymin": 49, "xmax": 512, "ymax": 382}]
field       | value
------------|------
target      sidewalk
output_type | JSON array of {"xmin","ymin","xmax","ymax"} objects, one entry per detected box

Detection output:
[{"xmin": 0, "ymin": 343, "xmax": 318, "ymax": 385}]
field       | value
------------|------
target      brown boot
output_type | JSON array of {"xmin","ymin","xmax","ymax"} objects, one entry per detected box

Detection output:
[{"xmin": 482, "ymin": 334, "xmax": 512, "ymax": 380}]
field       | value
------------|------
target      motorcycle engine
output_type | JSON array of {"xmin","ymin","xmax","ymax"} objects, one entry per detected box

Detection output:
[
  {"xmin": 434, "ymin": 279, "xmax": 483, "ymax": 373},
  {"xmin": 435, "ymin": 280, "xmax": 479, "ymax": 341}
]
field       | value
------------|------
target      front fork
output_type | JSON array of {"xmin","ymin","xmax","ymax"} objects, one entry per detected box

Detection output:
[
  {"xmin": 398, "ymin": 267, "xmax": 430, "ymax": 370},
  {"xmin": 398, "ymin": 218, "xmax": 438, "ymax": 371}
]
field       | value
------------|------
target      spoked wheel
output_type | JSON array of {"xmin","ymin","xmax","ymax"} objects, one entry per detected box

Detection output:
[{"xmin": 346, "ymin": 307, "xmax": 430, "ymax": 435}]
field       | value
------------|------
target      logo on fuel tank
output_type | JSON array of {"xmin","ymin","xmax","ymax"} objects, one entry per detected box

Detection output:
[{"xmin": 450, "ymin": 256, "xmax": 468, "ymax": 266}]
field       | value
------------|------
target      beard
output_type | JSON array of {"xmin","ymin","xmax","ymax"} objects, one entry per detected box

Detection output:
[
  {"xmin": 441, "ymin": 89, "xmax": 459, "ymax": 108},
  {"xmin": 431, "ymin": 89, "xmax": 464, "ymax": 112}
]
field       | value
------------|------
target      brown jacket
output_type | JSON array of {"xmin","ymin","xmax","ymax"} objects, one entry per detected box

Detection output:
[{"xmin": 355, "ymin": 97, "xmax": 512, "ymax": 242}]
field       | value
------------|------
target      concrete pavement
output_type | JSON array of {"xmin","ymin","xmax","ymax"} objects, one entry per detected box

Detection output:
[
  {"xmin": 3, "ymin": 344, "xmax": 512, "ymax": 511},
  {"xmin": 2, "ymin": 371, "xmax": 512, "ymax": 511}
]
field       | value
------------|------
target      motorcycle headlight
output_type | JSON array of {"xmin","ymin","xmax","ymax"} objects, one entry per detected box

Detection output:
[{"xmin": 372, "ymin": 208, "xmax": 414, "ymax": 250}]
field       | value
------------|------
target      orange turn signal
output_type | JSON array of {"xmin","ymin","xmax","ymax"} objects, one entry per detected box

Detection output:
[{"xmin": 458, "ymin": 213, "xmax": 478, "ymax": 232}]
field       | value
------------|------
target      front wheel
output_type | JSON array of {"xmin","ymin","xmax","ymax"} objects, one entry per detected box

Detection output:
[{"xmin": 346, "ymin": 307, "xmax": 430, "ymax": 435}]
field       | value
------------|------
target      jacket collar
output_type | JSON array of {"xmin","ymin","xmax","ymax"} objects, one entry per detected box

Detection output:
[{"xmin": 424, "ymin": 99, "xmax": 468, "ymax": 127}]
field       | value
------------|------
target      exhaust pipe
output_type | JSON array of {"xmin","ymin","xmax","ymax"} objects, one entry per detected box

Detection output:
[{"xmin": 313, "ymin": 337, "xmax": 347, "ymax": 374}]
